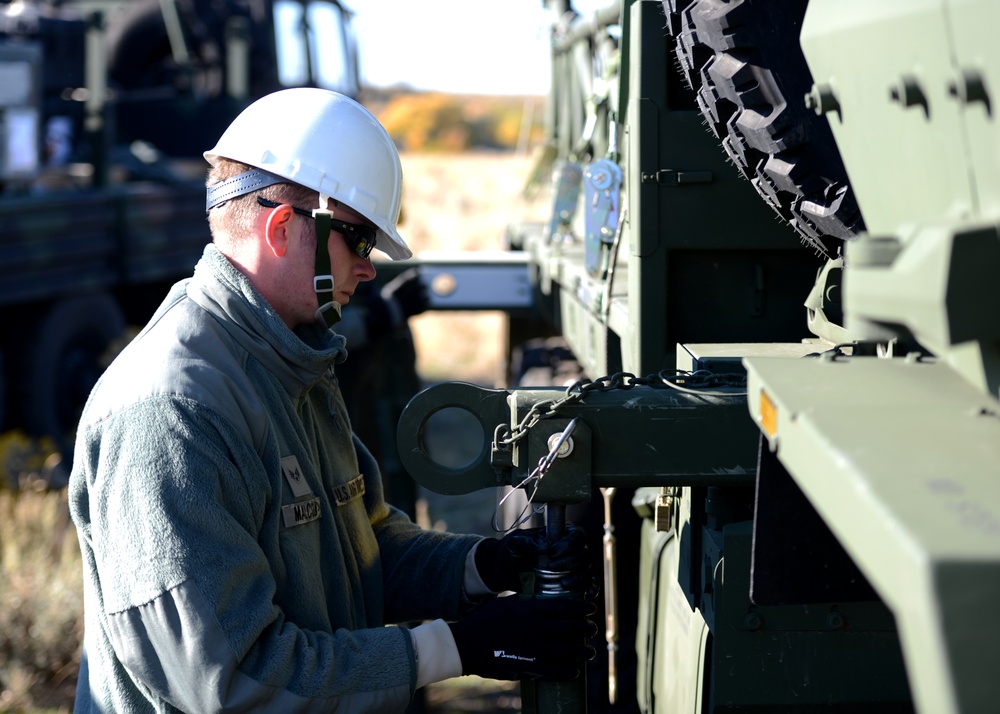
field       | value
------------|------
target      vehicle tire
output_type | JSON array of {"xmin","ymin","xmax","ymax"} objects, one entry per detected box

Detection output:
[
  {"xmin": 18, "ymin": 294, "xmax": 126, "ymax": 458},
  {"xmin": 663, "ymin": 0, "xmax": 865, "ymax": 256},
  {"xmin": 105, "ymin": 0, "xmax": 222, "ymax": 96}
]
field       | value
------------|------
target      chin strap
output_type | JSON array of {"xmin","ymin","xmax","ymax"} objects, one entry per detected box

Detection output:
[{"xmin": 312, "ymin": 192, "xmax": 341, "ymax": 327}]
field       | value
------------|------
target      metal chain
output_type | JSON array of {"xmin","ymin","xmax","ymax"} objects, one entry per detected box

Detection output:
[
  {"xmin": 493, "ymin": 418, "xmax": 579, "ymax": 534},
  {"xmin": 497, "ymin": 369, "xmax": 746, "ymax": 450},
  {"xmin": 490, "ymin": 368, "xmax": 745, "ymax": 533}
]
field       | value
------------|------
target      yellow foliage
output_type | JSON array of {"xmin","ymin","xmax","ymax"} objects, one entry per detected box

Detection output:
[{"xmin": 373, "ymin": 91, "xmax": 544, "ymax": 153}]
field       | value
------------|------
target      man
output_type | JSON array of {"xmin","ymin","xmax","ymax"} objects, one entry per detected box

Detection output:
[{"xmin": 69, "ymin": 88, "xmax": 594, "ymax": 713}]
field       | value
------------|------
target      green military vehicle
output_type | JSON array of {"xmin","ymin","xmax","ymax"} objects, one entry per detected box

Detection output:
[
  {"xmin": 397, "ymin": 0, "xmax": 1000, "ymax": 712},
  {"xmin": 0, "ymin": 0, "xmax": 360, "ymax": 457}
]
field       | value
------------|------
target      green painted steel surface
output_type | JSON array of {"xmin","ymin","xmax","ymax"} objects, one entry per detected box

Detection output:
[
  {"xmin": 522, "ymin": 0, "xmax": 818, "ymax": 380},
  {"xmin": 401, "ymin": 0, "xmax": 1000, "ymax": 711},
  {"xmin": 745, "ymin": 355, "xmax": 1000, "ymax": 713},
  {"xmin": 397, "ymin": 381, "xmax": 757, "ymax": 497}
]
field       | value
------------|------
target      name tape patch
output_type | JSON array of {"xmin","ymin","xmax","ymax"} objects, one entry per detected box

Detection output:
[
  {"xmin": 282, "ymin": 496, "xmax": 322, "ymax": 528},
  {"xmin": 333, "ymin": 474, "xmax": 366, "ymax": 507}
]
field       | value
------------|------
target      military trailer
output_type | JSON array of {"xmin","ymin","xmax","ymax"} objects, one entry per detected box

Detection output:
[
  {"xmin": 0, "ymin": 0, "xmax": 360, "ymax": 457},
  {"xmin": 397, "ymin": 1, "xmax": 1000, "ymax": 712}
]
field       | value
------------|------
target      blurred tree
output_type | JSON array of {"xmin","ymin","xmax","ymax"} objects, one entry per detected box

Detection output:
[{"xmin": 376, "ymin": 92, "xmax": 542, "ymax": 152}]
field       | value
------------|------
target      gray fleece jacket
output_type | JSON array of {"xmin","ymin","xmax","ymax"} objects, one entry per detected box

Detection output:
[{"xmin": 69, "ymin": 244, "xmax": 482, "ymax": 713}]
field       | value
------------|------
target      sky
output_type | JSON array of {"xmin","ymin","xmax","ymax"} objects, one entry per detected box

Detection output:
[{"xmin": 350, "ymin": 0, "xmax": 609, "ymax": 96}]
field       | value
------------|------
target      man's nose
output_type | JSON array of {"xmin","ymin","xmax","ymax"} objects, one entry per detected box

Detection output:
[{"xmin": 357, "ymin": 256, "xmax": 376, "ymax": 282}]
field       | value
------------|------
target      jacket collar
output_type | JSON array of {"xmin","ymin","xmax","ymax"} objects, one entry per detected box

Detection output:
[{"xmin": 188, "ymin": 244, "xmax": 348, "ymax": 397}]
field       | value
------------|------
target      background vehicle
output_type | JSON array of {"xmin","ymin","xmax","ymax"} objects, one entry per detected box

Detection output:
[
  {"xmin": 397, "ymin": 1, "xmax": 1000, "ymax": 712},
  {"xmin": 0, "ymin": 0, "xmax": 359, "ymax": 457}
]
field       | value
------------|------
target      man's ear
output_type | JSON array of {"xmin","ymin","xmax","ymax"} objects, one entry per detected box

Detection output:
[{"xmin": 264, "ymin": 204, "xmax": 296, "ymax": 257}]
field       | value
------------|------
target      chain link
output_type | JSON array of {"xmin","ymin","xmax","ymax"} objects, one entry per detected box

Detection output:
[
  {"xmin": 497, "ymin": 369, "xmax": 745, "ymax": 451},
  {"xmin": 489, "ymin": 368, "xmax": 746, "ymax": 533}
]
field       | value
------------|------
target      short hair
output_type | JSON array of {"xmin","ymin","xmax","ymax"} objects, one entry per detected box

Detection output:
[{"xmin": 205, "ymin": 158, "xmax": 319, "ymax": 243}]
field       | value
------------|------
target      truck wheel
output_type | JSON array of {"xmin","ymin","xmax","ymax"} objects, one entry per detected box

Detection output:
[
  {"xmin": 106, "ymin": 0, "xmax": 222, "ymax": 96},
  {"xmin": 665, "ymin": 0, "xmax": 864, "ymax": 256},
  {"xmin": 20, "ymin": 294, "xmax": 126, "ymax": 458}
]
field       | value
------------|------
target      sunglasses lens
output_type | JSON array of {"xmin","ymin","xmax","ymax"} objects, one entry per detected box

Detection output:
[{"xmin": 354, "ymin": 230, "xmax": 375, "ymax": 259}]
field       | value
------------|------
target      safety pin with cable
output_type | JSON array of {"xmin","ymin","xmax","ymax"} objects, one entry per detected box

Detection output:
[
  {"xmin": 534, "ymin": 417, "xmax": 579, "ymax": 478},
  {"xmin": 491, "ymin": 418, "xmax": 580, "ymax": 533}
]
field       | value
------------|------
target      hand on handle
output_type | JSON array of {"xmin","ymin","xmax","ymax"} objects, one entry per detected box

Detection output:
[
  {"xmin": 475, "ymin": 523, "xmax": 591, "ymax": 594},
  {"xmin": 448, "ymin": 595, "xmax": 597, "ymax": 681}
]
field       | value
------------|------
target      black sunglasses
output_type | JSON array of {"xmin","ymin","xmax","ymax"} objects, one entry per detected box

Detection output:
[{"xmin": 257, "ymin": 196, "xmax": 377, "ymax": 260}]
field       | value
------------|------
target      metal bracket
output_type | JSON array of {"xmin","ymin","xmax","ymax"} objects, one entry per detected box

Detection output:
[
  {"xmin": 398, "ymin": 382, "xmax": 757, "ymax": 498},
  {"xmin": 584, "ymin": 157, "xmax": 623, "ymax": 275},
  {"xmin": 395, "ymin": 382, "xmax": 510, "ymax": 495}
]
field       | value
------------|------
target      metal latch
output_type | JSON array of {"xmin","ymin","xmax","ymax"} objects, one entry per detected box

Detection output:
[
  {"xmin": 655, "ymin": 487, "xmax": 677, "ymax": 532},
  {"xmin": 584, "ymin": 157, "xmax": 623, "ymax": 275},
  {"xmin": 641, "ymin": 169, "xmax": 713, "ymax": 185}
]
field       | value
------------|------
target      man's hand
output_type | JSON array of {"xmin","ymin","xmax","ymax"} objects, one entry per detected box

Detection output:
[
  {"xmin": 448, "ymin": 596, "xmax": 597, "ymax": 681},
  {"xmin": 475, "ymin": 524, "xmax": 591, "ymax": 594}
]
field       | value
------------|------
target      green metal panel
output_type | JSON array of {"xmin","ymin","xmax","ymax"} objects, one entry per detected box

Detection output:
[
  {"xmin": 800, "ymin": 0, "xmax": 976, "ymax": 236},
  {"xmin": 396, "ymin": 382, "xmax": 758, "ymax": 496},
  {"xmin": 802, "ymin": 0, "xmax": 1000, "ymax": 396},
  {"xmin": 745, "ymin": 354, "xmax": 1000, "ymax": 714},
  {"xmin": 710, "ymin": 521, "xmax": 910, "ymax": 712},
  {"xmin": 949, "ymin": 0, "xmax": 1000, "ymax": 219},
  {"xmin": 530, "ymin": 0, "xmax": 821, "ymax": 379},
  {"xmin": 635, "ymin": 511, "xmax": 709, "ymax": 714},
  {"xmin": 635, "ymin": 478, "xmax": 910, "ymax": 714},
  {"xmin": 844, "ymin": 220, "xmax": 1000, "ymax": 394}
]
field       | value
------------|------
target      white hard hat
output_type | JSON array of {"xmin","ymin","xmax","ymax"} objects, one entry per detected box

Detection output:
[{"xmin": 204, "ymin": 88, "xmax": 411, "ymax": 260}]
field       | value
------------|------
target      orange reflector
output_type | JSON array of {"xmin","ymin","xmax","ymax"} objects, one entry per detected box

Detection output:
[{"xmin": 759, "ymin": 389, "xmax": 778, "ymax": 437}]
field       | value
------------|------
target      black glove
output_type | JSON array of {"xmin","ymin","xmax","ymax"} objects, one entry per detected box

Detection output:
[
  {"xmin": 475, "ymin": 524, "xmax": 591, "ymax": 594},
  {"xmin": 448, "ymin": 595, "xmax": 597, "ymax": 681},
  {"xmin": 381, "ymin": 267, "xmax": 429, "ymax": 319}
]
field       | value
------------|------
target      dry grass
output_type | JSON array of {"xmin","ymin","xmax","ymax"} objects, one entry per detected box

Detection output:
[{"xmin": 0, "ymin": 448, "xmax": 82, "ymax": 712}]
